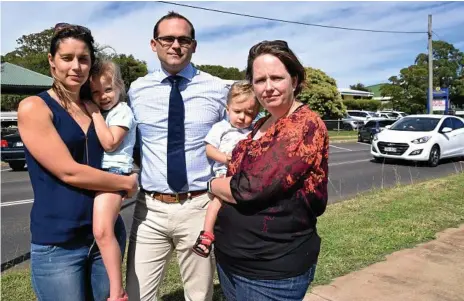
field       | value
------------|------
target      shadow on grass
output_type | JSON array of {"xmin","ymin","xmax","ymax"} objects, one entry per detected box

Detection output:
[
  {"xmin": 160, "ymin": 284, "xmax": 225, "ymax": 301},
  {"xmin": 371, "ymin": 156, "xmax": 464, "ymax": 167}
]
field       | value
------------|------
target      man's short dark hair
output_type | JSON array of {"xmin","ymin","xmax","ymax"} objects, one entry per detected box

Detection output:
[{"xmin": 153, "ymin": 11, "xmax": 195, "ymax": 39}]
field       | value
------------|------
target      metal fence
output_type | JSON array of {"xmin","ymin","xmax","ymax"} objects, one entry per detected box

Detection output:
[{"xmin": 323, "ymin": 119, "xmax": 363, "ymax": 131}]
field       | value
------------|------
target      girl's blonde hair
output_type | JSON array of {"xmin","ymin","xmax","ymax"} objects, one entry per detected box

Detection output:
[
  {"xmin": 227, "ymin": 81, "xmax": 257, "ymax": 106},
  {"xmin": 91, "ymin": 59, "xmax": 126, "ymax": 103}
]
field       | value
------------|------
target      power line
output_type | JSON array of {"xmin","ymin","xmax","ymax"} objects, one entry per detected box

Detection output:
[
  {"xmin": 432, "ymin": 30, "xmax": 443, "ymax": 40},
  {"xmin": 158, "ymin": 1, "xmax": 427, "ymax": 34}
]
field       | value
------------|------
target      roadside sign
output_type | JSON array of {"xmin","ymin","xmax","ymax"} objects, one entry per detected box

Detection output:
[
  {"xmin": 427, "ymin": 87, "xmax": 449, "ymax": 114},
  {"xmin": 432, "ymin": 99, "xmax": 446, "ymax": 111}
]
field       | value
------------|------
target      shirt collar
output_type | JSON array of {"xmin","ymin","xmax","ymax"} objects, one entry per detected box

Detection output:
[{"xmin": 157, "ymin": 63, "xmax": 196, "ymax": 83}]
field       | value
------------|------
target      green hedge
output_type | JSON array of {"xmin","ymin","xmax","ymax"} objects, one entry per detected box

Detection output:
[
  {"xmin": 1, "ymin": 94, "xmax": 29, "ymax": 111},
  {"xmin": 343, "ymin": 99, "xmax": 382, "ymax": 111}
]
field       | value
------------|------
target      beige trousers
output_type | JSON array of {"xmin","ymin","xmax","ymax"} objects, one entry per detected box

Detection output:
[{"xmin": 126, "ymin": 191, "xmax": 215, "ymax": 301}]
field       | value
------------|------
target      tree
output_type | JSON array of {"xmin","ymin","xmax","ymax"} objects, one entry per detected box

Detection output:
[
  {"xmin": 193, "ymin": 64, "xmax": 245, "ymax": 80},
  {"xmin": 380, "ymin": 40, "xmax": 464, "ymax": 113},
  {"xmin": 343, "ymin": 99, "xmax": 381, "ymax": 111},
  {"xmin": 1, "ymin": 28, "xmax": 54, "ymax": 76},
  {"xmin": 349, "ymin": 83, "xmax": 371, "ymax": 92},
  {"xmin": 109, "ymin": 54, "xmax": 148, "ymax": 90},
  {"xmin": 2, "ymin": 28, "xmax": 148, "ymax": 92},
  {"xmin": 298, "ymin": 67, "xmax": 346, "ymax": 119}
]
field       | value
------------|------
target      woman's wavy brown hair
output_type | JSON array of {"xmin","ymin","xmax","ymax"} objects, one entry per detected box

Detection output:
[
  {"xmin": 245, "ymin": 40, "xmax": 306, "ymax": 97},
  {"xmin": 49, "ymin": 24, "xmax": 96, "ymax": 111}
]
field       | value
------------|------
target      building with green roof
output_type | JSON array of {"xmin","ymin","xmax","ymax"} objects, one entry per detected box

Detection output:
[{"xmin": 1, "ymin": 62, "xmax": 52, "ymax": 94}]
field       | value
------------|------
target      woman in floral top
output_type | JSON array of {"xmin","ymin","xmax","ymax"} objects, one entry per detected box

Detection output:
[{"xmin": 208, "ymin": 40, "xmax": 329, "ymax": 300}]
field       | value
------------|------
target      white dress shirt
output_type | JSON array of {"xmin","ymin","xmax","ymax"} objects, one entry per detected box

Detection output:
[{"xmin": 128, "ymin": 63, "xmax": 229, "ymax": 193}]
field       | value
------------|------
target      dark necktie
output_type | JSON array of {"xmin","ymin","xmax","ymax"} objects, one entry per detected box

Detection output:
[{"xmin": 167, "ymin": 75, "xmax": 188, "ymax": 192}]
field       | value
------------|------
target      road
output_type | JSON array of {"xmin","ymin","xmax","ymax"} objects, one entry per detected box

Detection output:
[{"xmin": 2, "ymin": 142, "xmax": 463, "ymax": 270}]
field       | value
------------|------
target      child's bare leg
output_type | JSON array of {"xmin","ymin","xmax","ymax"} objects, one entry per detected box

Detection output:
[
  {"xmin": 93, "ymin": 192, "xmax": 124, "ymax": 299},
  {"xmin": 203, "ymin": 196, "xmax": 222, "ymax": 234},
  {"xmin": 204, "ymin": 173, "xmax": 226, "ymax": 234}
]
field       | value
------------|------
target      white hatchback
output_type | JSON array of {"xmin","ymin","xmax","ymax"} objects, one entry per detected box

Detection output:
[{"xmin": 371, "ymin": 114, "xmax": 464, "ymax": 167}]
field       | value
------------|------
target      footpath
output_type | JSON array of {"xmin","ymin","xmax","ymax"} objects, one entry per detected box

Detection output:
[{"xmin": 304, "ymin": 224, "xmax": 464, "ymax": 301}]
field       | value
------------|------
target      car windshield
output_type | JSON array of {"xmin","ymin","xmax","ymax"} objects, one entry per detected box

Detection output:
[
  {"xmin": 379, "ymin": 120, "xmax": 396, "ymax": 127},
  {"xmin": 389, "ymin": 117, "xmax": 440, "ymax": 132}
]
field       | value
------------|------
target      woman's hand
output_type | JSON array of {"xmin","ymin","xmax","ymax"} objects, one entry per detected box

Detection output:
[
  {"xmin": 126, "ymin": 173, "xmax": 139, "ymax": 198},
  {"xmin": 84, "ymin": 101, "xmax": 100, "ymax": 116},
  {"xmin": 225, "ymin": 153, "xmax": 232, "ymax": 165}
]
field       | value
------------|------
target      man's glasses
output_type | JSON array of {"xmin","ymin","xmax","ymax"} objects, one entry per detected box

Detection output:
[
  {"xmin": 154, "ymin": 36, "xmax": 195, "ymax": 47},
  {"xmin": 54, "ymin": 22, "xmax": 91, "ymax": 35}
]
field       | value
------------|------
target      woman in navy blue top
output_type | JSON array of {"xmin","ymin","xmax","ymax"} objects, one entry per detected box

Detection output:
[{"xmin": 17, "ymin": 23, "xmax": 138, "ymax": 301}]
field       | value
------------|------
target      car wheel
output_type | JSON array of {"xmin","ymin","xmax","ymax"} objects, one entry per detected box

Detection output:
[
  {"xmin": 428, "ymin": 145, "xmax": 440, "ymax": 167},
  {"xmin": 9, "ymin": 161, "xmax": 25, "ymax": 171}
]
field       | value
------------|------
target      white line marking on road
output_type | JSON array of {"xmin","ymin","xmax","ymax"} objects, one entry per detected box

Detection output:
[
  {"xmin": 0, "ymin": 158, "xmax": 376, "ymax": 208},
  {"xmin": 329, "ymin": 145, "xmax": 353, "ymax": 152},
  {"xmin": 1, "ymin": 199, "xmax": 34, "ymax": 207},
  {"xmin": 329, "ymin": 159, "xmax": 372, "ymax": 166},
  {"xmin": 1, "ymin": 168, "xmax": 12, "ymax": 172}
]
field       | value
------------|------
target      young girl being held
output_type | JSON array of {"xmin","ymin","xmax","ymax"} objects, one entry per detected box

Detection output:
[{"xmin": 85, "ymin": 60, "xmax": 136, "ymax": 301}]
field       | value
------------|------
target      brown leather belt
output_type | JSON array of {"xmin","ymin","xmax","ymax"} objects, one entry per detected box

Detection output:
[{"xmin": 142, "ymin": 188, "xmax": 207, "ymax": 204}]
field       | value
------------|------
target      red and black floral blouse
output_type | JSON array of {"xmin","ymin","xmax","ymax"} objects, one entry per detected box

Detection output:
[{"xmin": 214, "ymin": 105, "xmax": 329, "ymax": 280}]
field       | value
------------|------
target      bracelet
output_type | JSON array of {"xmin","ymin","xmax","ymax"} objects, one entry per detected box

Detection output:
[{"xmin": 207, "ymin": 177, "xmax": 217, "ymax": 194}]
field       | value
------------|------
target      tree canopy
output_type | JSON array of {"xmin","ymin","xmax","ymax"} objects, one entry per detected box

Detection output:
[
  {"xmin": 1, "ymin": 27, "xmax": 148, "ymax": 92},
  {"xmin": 298, "ymin": 67, "xmax": 346, "ymax": 119},
  {"xmin": 193, "ymin": 64, "xmax": 245, "ymax": 80},
  {"xmin": 380, "ymin": 40, "xmax": 464, "ymax": 113},
  {"xmin": 349, "ymin": 83, "xmax": 371, "ymax": 92}
]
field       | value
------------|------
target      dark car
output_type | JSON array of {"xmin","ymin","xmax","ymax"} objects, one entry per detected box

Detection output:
[
  {"xmin": 358, "ymin": 119, "xmax": 396, "ymax": 143},
  {"xmin": 1, "ymin": 132, "xmax": 26, "ymax": 171}
]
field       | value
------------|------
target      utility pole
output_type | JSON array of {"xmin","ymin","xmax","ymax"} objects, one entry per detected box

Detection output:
[{"xmin": 428, "ymin": 14, "xmax": 433, "ymax": 114}]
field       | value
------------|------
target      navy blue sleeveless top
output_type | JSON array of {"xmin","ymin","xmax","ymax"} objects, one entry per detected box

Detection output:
[{"xmin": 25, "ymin": 91, "xmax": 103, "ymax": 245}]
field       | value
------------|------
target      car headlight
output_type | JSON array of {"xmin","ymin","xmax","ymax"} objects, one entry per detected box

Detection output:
[
  {"xmin": 373, "ymin": 134, "xmax": 379, "ymax": 141},
  {"xmin": 411, "ymin": 136, "xmax": 432, "ymax": 144}
]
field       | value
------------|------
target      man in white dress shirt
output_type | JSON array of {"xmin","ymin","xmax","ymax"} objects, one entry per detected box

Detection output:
[{"xmin": 126, "ymin": 11, "xmax": 229, "ymax": 301}]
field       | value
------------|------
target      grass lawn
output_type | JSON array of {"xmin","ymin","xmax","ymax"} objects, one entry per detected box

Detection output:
[
  {"xmin": 328, "ymin": 130, "xmax": 358, "ymax": 137},
  {"xmin": 2, "ymin": 172, "xmax": 464, "ymax": 300},
  {"xmin": 328, "ymin": 130, "xmax": 358, "ymax": 141}
]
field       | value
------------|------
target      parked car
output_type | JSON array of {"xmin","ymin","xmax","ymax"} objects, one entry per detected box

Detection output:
[
  {"xmin": 1, "ymin": 131, "xmax": 26, "ymax": 171},
  {"xmin": 374, "ymin": 112, "xmax": 396, "ymax": 119},
  {"xmin": 322, "ymin": 116, "xmax": 362, "ymax": 131},
  {"xmin": 377, "ymin": 110, "xmax": 408, "ymax": 120},
  {"xmin": 341, "ymin": 116, "xmax": 364, "ymax": 130},
  {"xmin": 346, "ymin": 110, "xmax": 375, "ymax": 124},
  {"xmin": 371, "ymin": 115, "xmax": 464, "ymax": 167},
  {"xmin": 358, "ymin": 118, "xmax": 397, "ymax": 143}
]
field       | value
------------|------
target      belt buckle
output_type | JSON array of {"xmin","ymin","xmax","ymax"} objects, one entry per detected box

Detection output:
[{"xmin": 174, "ymin": 193, "xmax": 180, "ymax": 202}]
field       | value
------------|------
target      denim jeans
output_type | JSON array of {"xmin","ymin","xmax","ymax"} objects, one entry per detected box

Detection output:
[
  {"xmin": 31, "ymin": 215, "xmax": 126, "ymax": 301},
  {"xmin": 104, "ymin": 167, "xmax": 132, "ymax": 197},
  {"xmin": 217, "ymin": 263, "xmax": 317, "ymax": 301}
]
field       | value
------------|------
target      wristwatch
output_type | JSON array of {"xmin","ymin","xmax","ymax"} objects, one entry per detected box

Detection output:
[{"xmin": 207, "ymin": 177, "xmax": 217, "ymax": 194}]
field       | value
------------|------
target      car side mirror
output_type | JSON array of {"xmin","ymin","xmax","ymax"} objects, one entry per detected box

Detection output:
[
  {"xmin": 385, "ymin": 125, "xmax": 391, "ymax": 129},
  {"xmin": 441, "ymin": 127, "xmax": 452, "ymax": 133}
]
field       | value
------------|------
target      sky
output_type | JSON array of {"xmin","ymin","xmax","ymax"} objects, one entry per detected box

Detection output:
[{"xmin": 1, "ymin": 1, "xmax": 464, "ymax": 88}]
